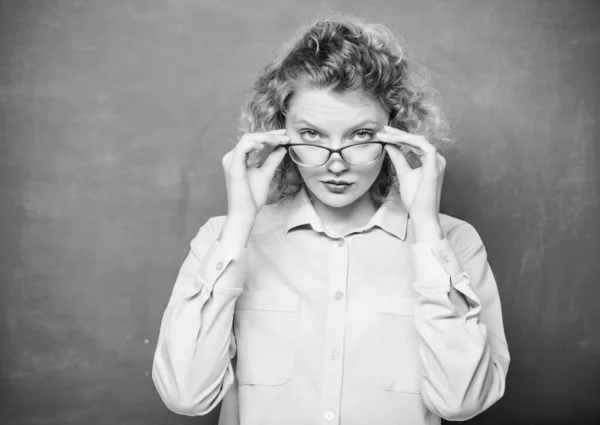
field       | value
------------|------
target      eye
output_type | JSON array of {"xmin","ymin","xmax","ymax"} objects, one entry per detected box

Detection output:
[
  {"xmin": 299, "ymin": 129, "xmax": 321, "ymax": 141},
  {"xmin": 353, "ymin": 130, "xmax": 375, "ymax": 141}
]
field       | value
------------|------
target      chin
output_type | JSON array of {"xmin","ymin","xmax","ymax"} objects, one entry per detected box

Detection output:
[{"xmin": 310, "ymin": 184, "xmax": 364, "ymax": 209}]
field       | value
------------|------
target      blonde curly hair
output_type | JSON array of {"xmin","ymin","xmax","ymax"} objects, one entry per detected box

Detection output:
[{"xmin": 238, "ymin": 14, "xmax": 452, "ymax": 205}]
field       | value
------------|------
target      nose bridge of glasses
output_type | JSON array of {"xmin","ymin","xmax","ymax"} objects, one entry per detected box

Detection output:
[
  {"xmin": 330, "ymin": 146, "xmax": 347, "ymax": 160},
  {"xmin": 324, "ymin": 143, "xmax": 381, "ymax": 165},
  {"xmin": 306, "ymin": 145, "xmax": 347, "ymax": 167}
]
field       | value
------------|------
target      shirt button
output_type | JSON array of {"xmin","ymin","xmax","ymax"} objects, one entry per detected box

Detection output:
[
  {"xmin": 330, "ymin": 350, "xmax": 339, "ymax": 360},
  {"xmin": 334, "ymin": 291, "xmax": 344, "ymax": 300},
  {"xmin": 337, "ymin": 239, "xmax": 345, "ymax": 247},
  {"xmin": 324, "ymin": 411, "xmax": 335, "ymax": 421},
  {"xmin": 442, "ymin": 254, "xmax": 451, "ymax": 263},
  {"xmin": 216, "ymin": 261, "xmax": 224, "ymax": 271}
]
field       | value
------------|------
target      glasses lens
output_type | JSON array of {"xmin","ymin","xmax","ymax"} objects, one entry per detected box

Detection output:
[
  {"xmin": 289, "ymin": 145, "xmax": 329, "ymax": 166},
  {"xmin": 342, "ymin": 143, "xmax": 383, "ymax": 165}
]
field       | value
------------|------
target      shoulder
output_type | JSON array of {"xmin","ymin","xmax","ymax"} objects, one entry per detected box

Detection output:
[
  {"xmin": 253, "ymin": 197, "xmax": 294, "ymax": 231},
  {"xmin": 190, "ymin": 215, "xmax": 227, "ymax": 245},
  {"xmin": 206, "ymin": 215, "xmax": 227, "ymax": 228},
  {"xmin": 194, "ymin": 198, "xmax": 293, "ymax": 239},
  {"xmin": 201, "ymin": 215, "xmax": 227, "ymax": 234},
  {"xmin": 439, "ymin": 213, "xmax": 484, "ymax": 251}
]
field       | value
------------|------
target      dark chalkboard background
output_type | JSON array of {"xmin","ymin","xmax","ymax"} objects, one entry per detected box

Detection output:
[{"xmin": 1, "ymin": 0, "xmax": 598, "ymax": 424}]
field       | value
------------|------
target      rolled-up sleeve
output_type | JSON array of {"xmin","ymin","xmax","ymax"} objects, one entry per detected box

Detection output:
[
  {"xmin": 410, "ymin": 220, "xmax": 510, "ymax": 421},
  {"xmin": 152, "ymin": 216, "xmax": 247, "ymax": 416}
]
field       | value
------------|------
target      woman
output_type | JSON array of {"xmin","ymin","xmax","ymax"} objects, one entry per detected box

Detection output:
[{"xmin": 152, "ymin": 15, "xmax": 510, "ymax": 425}]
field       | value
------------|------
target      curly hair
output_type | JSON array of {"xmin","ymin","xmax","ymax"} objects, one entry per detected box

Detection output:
[{"xmin": 238, "ymin": 14, "xmax": 453, "ymax": 206}]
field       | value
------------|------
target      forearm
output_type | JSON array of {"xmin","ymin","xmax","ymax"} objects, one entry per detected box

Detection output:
[
  {"xmin": 152, "ymin": 217, "xmax": 250, "ymax": 415},
  {"xmin": 410, "ymin": 231, "xmax": 509, "ymax": 420},
  {"xmin": 153, "ymin": 281, "xmax": 241, "ymax": 415},
  {"xmin": 413, "ymin": 274, "xmax": 508, "ymax": 420}
]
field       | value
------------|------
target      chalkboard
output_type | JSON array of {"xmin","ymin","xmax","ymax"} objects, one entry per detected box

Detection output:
[{"xmin": 0, "ymin": 0, "xmax": 598, "ymax": 424}]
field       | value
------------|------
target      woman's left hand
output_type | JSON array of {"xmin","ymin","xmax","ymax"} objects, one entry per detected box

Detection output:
[{"xmin": 377, "ymin": 125, "xmax": 446, "ymax": 241}]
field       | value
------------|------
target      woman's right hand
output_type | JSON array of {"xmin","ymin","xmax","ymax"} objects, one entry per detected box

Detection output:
[{"xmin": 222, "ymin": 129, "xmax": 289, "ymax": 222}]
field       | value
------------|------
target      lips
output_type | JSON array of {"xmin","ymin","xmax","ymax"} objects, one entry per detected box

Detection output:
[
  {"xmin": 323, "ymin": 180, "xmax": 352, "ymax": 185},
  {"xmin": 322, "ymin": 180, "xmax": 353, "ymax": 194}
]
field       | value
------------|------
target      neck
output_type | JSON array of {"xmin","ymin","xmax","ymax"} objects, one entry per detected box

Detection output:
[{"xmin": 307, "ymin": 187, "xmax": 378, "ymax": 235}]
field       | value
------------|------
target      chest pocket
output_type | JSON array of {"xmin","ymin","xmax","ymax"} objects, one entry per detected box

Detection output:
[
  {"xmin": 375, "ymin": 295, "xmax": 422, "ymax": 393},
  {"xmin": 233, "ymin": 290, "xmax": 300, "ymax": 386}
]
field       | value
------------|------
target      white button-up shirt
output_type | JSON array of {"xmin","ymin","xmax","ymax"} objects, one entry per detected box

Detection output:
[{"xmin": 152, "ymin": 186, "xmax": 510, "ymax": 425}]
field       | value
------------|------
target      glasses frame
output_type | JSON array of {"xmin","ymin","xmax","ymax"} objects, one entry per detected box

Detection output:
[{"xmin": 284, "ymin": 141, "xmax": 391, "ymax": 167}]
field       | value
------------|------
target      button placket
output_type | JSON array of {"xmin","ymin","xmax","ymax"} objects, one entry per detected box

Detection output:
[{"xmin": 320, "ymin": 236, "xmax": 348, "ymax": 424}]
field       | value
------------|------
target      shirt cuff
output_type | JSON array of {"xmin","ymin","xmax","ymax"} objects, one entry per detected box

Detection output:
[
  {"xmin": 195, "ymin": 238, "xmax": 247, "ymax": 294},
  {"xmin": 411, "ymin": 238, "xmax": 464, "ymax": 291}
]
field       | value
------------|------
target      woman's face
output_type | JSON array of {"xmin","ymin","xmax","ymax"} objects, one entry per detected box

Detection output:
[{"xmin": 285, "ymin": 87, "xmax": 389, "ymax": 210}]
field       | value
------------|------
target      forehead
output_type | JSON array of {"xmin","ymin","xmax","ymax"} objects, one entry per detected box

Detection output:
[{"xmin": 287, "ymin": 88, "xmax": 388, "ymax": 125}]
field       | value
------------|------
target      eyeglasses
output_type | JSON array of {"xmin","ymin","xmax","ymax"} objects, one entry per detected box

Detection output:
[{"xmin": 285, "ymin": 141, "xmax": 389, "ymax": 167}]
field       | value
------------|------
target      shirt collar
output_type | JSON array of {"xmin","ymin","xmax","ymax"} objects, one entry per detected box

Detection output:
[
  {"xmin": 283, "ymin": 186, "xmax": 408, "ymax": 240},
  {"xmin": 283, "ymin": 186, "xmax": 326, "ymax": 234}
]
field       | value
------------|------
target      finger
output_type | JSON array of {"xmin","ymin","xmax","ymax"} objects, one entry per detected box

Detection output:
[
  {"xmin": 379, "ymin": 126, "xmax": 434, "ymax": 151},
  {"xmin": 258, "ymin": 146, "xmax": 287, "ymax": 177},
  {"xmin": 381, "ymin": 129, "xmax": 441, "ymax": 179},
  {"xmin": 413, "ymin": 152, "xmax": 446, "ymax": 183},
  {"xmin": 377, "ymin": 133, "xmax": 424, "ymax": 157},
  {"xmin": 436, "ymin": 152, "xmax": 447, "ymax": 167},
  {"xmin": 222, "ymin": 149, "xmax": 235, "ymax": 170},
  {"xmin": 400, "ymin": 137, "xmax": 435, "ymax": 156},
  {"xmin": 396, "ymin": 142, "xmax": 424, "ymax": 157},
  {"xmin": 432, "ymin": 152, "xmax": 447, "ymax": 177},
  {"xmin": 378, "ymin": 134, "xmax": 431, "ymax": 156},
  {"xmin": 227, "ymin": 132, "xmax": 290, "ymax": 180},
  {"xmin": 384, "ymin": 144, "xmax": 412, "ymax": 176},
  {"xmin": 229, "ymin": 140, "xmax": 264, "ymax": 179},
  {"xmin": 222, "ymin": 150, "xmax": 231, "ymax": 166},
  {"xmin": 238, "ymin": 132, "xmax": 290, "ymax": 152},
  {"xmin": 232, "ymin": 134, "xmax": 287, "ymax": 171},
  {"xmin": 379, "ymin": 125, "xmax": 410, "ymax": 135}
]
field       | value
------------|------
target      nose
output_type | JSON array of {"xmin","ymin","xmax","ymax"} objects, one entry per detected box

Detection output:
[{"xmin": 326, "ymin": 151, "xmax": 349, "ymax": 173}]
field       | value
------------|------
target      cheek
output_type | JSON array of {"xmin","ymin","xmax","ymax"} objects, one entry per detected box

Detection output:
[
  {"xmin": 360, "ymin": 158, "xmax": 385, "ymax": 183},
  {"xmin": 297, "ymin": 167, "xmax": 318, "ymax": 183}
]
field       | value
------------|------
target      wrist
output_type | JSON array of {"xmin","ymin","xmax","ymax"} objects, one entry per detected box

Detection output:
[
  {"xmin": 412, "ymin": 219, "xmax": 443, "ymax": 242},
  {"xmin": 220, "ymin": 214, "xmax": 256, "ymax": 247},
  {"xmin": 226, "ymin": 211, "xmax": 256, "ymax": 226}
]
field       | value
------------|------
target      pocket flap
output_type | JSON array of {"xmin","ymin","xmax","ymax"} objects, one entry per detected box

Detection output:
[
  {"xmin": 235, "ymin": 290, "xmax": 300, "ymax": 312},
  {"xmin": 377, "ymin": 295, "xmax": 417, "ymax": 316}
]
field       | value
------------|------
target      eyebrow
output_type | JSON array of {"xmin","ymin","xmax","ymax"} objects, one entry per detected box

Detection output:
[{"xmin": 292, "ymin": 118, "xmax": 380, "ymax": 131}]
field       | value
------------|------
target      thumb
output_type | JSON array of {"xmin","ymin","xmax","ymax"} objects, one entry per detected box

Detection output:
[
  {"xmin": 385, "ymin": 144, "xmax": 412, "ymax": 177},
  {"xmin": 260, "ymin": 146, "xmax": 287, "ymax": 177}
]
